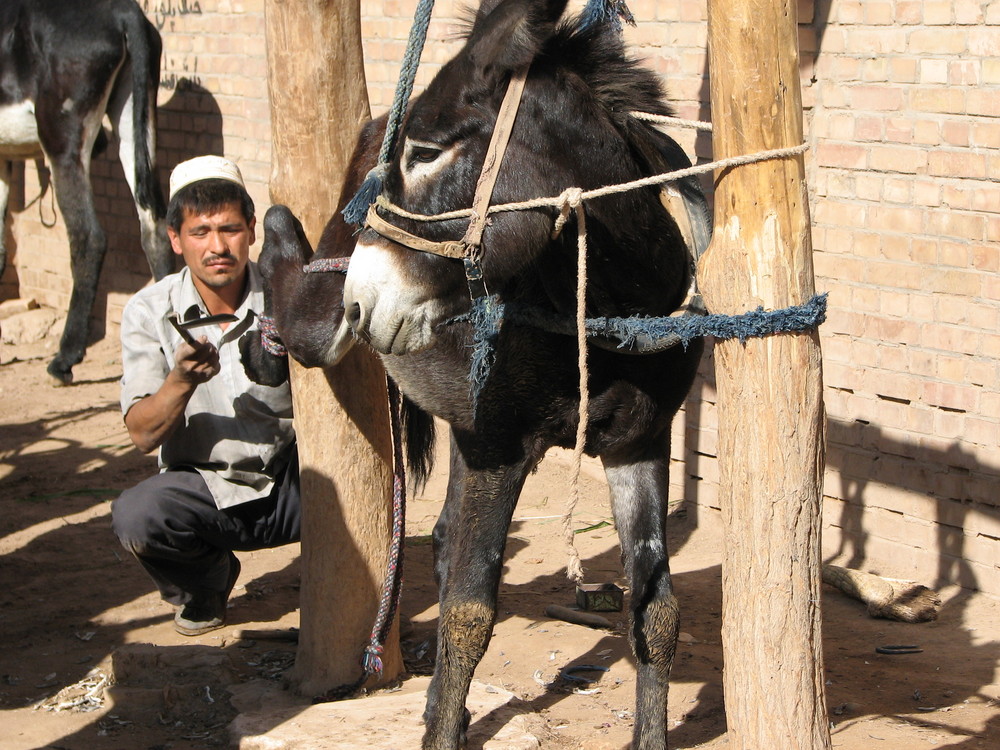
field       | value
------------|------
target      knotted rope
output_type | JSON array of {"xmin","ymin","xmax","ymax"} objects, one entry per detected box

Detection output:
[{"xmin": 256, "ymin": 313, "xmax": 286, "ymax": 357}]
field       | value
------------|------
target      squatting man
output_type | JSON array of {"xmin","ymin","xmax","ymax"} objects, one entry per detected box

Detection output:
[{"xmin": 112, "ymin": 156, "xmax": 300, "ymax": 636}]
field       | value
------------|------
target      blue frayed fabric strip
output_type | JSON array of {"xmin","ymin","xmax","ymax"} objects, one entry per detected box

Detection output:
[
  {"xmin": 467, "ymin": 294, "xmax": 506, "ymax": 402},
  {"xmin": 594, "ymin": 293, "xmax": 828, "ymax": 348},
  {"xmin": 461, "ymin": 293, "xmax": 828, "ymax": 399}
]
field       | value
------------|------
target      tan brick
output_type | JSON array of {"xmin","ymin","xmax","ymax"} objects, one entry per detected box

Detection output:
[
  {"xmin": 867, "ymin": 204, "xmax": 925, "ymax": 235},
  {"xmin": 942, "ymin": 120, "xmax": 972, "ymax": 147},
  {"xmin": 923, "ymin": 1, "xmax": 954, "ymax": 24},
  {"xmin": 912, "ymin": 180, "xmax": 942, "ymax": 207},
  {"xmin": 926, "ymin": 211, "xmax": 987, "ymax": 243},
  {"xmin": 969, "ymin": 28, "xmax": 1000, "ymax": 56},
  {"xmin": 919, "ymin": 59, "xmax": 949, "ymax": 85},
  {"xmin": 837, "ymin": 1, "xmax": 864, "ymax": 24},
  {"xmin": 968, "ymin": 89, "xmax": 1000, "ymax": 118},
  {"xmin": 888, "ymin": 57, "xmax": 919, "ymax": 84},
  {"xmin": 910, "ymin": 28, "xmax": 968, "ymax": 54},
  {"xmin": 928, "ymin": 150, "xmax": 988, "ymax": 179},
  {"xmin": 851, "ymin": 84, "xmax": 904, "ymax": 111},
  {"xmin": 895, "ymin": 1, "xmax": 923, "ymax": 24},
  {"xmin": 910, "ymin": 87, "xmax": 967, "ymax": 115}
]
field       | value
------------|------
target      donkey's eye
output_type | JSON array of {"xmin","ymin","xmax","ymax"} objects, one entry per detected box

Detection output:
[{"xmin": 409, "ymin": 146, "xmax": 441, "ymax": 165}]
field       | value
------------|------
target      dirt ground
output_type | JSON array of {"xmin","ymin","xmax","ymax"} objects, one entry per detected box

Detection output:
[{"xmin": 2, "ymin": 319, "xmax": 1000, "ymax": 750}]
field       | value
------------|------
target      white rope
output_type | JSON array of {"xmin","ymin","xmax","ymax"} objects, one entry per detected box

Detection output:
[
  {"xmin": 562, "ymin": 188, "xmax": 587, "ymax": 583},
  {"xmin": 376, "ymin": 142, "xmax": 809, "ymax": 223},
  {"xmin": 629, "ymin": 112, "xmax": 714, "ymax": 131}
]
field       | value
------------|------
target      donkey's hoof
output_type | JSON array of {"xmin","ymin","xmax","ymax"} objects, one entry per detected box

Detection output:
[{"xmin": 46, "ymin": 360, "xmax": 74, "ymax": 386}]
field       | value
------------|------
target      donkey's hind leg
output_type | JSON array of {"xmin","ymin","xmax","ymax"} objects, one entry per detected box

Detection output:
[{"xmin": 603, "ymin": 433, "xmax": 679, "ymax": 750}]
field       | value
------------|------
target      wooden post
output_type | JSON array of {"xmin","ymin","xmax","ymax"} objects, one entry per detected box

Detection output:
[
  {"xmin": 699, "ymin": 1, "xmax": 832, "ymax": 748},
  {"xmin": 265, "ymin": 0, "xmax": 402, "ymax": 695}
]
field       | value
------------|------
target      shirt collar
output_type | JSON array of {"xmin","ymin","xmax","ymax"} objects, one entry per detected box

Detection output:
[{"xmin": 173, "ymin": 263, "xmax": 262, "ymax": 323}]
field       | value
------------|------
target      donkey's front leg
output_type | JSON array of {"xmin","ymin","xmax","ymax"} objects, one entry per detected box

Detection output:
[
  {"xmin": 603, "ymin": 435, "xmax": 678, "ymax": 750},
  {"xmin": 422, "ymin": 461, "xmax": 527, "ymax": 750}
]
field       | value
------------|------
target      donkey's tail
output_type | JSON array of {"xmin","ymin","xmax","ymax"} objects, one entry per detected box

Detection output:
[{"xmin": 117, "ymin": 3, "xmax": 171, "ymax": 279}]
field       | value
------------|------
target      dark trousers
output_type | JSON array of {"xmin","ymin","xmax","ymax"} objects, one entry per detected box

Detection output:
[{"xmin": 111, "ymin": 446, "xmax": 301, "ymax": 607}]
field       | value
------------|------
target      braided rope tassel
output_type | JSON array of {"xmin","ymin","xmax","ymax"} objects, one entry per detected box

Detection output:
[{"xmin": 362, "ymin": 376, "xmax": 408, "ymax": 675}]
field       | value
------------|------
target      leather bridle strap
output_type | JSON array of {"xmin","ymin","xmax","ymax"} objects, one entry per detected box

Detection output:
[
  {"xmin": 365, "ymin": 206, "xmax": 466, "ymax": 258},
  {"xmin": 461, "ymin": 65, "xmax": 529, "ymax": 254},
  {"xmin": 363, "ymin": 64, "xmax": 531, "ymax": 286}
]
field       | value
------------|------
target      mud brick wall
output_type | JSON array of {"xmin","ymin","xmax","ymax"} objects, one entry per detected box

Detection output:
[{"xmin": 2, "ymin": 0, "xmax": 998, "ymax": 596}]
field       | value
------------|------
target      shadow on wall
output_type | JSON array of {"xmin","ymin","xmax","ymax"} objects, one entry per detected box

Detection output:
[
  {"xmin": 0, "ymin": 79, "xmax": 224, "ymax": 339},
  {"xmin": 679, "ymin": 341, "xmax": 998, "ymax": 597},
  {"xmin": 825, "ymin": 416, "xmax": 998, "ymax": 594},
  {"xmin": 86, "ymin": 79, "xmax": 226, "ymax": 343}
]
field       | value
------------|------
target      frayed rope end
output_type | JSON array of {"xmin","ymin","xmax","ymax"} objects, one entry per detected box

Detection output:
[
  {"xmin": 468, "ymin": 294, "xmax": 505, "ymax": 406},
  {"xmin": 342, "ymin": 164, "xmax": 388, "ymax": 226}
]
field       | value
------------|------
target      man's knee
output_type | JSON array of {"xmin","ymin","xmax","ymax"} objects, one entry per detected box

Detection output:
[{"xmin": 112, "ymin": 484, "xmax": 155, "ymax": 553}]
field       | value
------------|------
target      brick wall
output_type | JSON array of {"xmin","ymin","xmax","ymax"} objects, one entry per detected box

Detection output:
[{"xmin": 2, "ymin": 0, "xmax": 997, "ymax": 595}]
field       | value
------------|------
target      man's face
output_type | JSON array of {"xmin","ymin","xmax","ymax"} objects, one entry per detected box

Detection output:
[{"xmin": 168, "ymin": 202, "xmax": 256, "ymax": 292}]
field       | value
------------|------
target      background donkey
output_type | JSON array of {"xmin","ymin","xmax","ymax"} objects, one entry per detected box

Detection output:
[
  {"xmin": 249, "ymin": 0, "xmax": 711, "ymax": 747},
  {"xmin": 0, "ymin": 0, "xmax": 171, "ymax": 384}
]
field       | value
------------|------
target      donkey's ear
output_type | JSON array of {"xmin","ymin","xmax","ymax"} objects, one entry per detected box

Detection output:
[{"xmin": 468, "ymin": 0, "xmax": 568, "ymax": 78}]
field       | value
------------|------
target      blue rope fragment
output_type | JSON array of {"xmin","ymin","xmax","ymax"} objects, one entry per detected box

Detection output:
[
  {"xmin": 342, "ymin": 0, "xmax": 437, "ymax": 225},
  {"xmin": 458, "ymin": 293, "xmax": 828, "ymax": 396},
  {"xmin": 468, "ymin": 294, "xmax": 506, "ymax": 402},
  {"xmin": 592, "ymin": 293, "xmax": 828, "ymax": 348},
  {"xmin": 580, "ymin": 0, "xmax": 636, "ymax": 33}
]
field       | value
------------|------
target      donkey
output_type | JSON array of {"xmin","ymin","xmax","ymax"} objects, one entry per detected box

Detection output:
[
  {"xmin": 0, "ymin": 0, "xmax": 172, "ymax": 384},
  {"xmin": 250, "ymin": 1, "xmax": 710, "ymax": 747}
]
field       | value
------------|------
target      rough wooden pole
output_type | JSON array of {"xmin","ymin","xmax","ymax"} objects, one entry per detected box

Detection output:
[
  {"xmin": 699, "ymin": 1, "xmax": 831, "ymax": 748},
  {"xmin": 265, "ymin": 0, "xmax": 402, "ymax": 695}
]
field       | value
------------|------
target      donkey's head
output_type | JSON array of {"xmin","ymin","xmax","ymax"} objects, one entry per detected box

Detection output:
[{"xmin": 344, "ymin": 0, "xmax": 696, "ymax": 356}]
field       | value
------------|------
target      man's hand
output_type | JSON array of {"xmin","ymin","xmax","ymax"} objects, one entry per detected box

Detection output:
[
  {"xmin": 125, "ymin": 336, "xmax": 221, "ymax": 453},
  {"xmin": 173, "ymin": 336, "xmax": 221, "ymax": 384}
]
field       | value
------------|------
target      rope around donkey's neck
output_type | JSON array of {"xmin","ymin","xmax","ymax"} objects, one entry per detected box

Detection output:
[{"xmin": 373, "ymin": 140, "xmax": 809, "ymax": 224}]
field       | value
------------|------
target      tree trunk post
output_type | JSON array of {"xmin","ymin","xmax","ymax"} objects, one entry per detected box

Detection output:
[
  {"xmin": 699, "ymin": 1, "xmax": 831, "ymax": 748},
  {"xmin": 264, "ymin": 0, "xmax": 402, "ymax": 695}
]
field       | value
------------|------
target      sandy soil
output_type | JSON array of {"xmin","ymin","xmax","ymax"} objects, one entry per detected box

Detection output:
[{"xmin": 1, "ymin": 322, "xmax": 999, "ymax": 750}]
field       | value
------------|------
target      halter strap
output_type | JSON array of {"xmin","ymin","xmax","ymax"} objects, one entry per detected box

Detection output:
[{"xmin": 362, "ymin": 65, "xmax": 531, "ymax": 268}]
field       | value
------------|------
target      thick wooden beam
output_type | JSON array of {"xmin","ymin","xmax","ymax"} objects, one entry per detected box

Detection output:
[
  {"xmin": 264, "ymin": 0, "xmax": 402, "ymax": 695},
  {"xmin": 700, "ymin": 1, "xmax": 831, "ymax": 747}
]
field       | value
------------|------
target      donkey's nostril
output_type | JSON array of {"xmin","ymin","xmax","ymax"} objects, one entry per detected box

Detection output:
[{"xmin": 345, "ymin": 301, "xmax": 366, "ymax": 334}]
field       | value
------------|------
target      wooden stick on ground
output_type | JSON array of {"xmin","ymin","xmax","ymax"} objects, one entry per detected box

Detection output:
[{"xmin": 822, "ymin": 564, "xmax": 941, "ymax": 623}]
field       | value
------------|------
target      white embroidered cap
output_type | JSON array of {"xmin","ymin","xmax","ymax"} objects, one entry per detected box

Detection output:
[{"xmin": 169, "ymin": 155, "xmax": 245, "ymax": 200}]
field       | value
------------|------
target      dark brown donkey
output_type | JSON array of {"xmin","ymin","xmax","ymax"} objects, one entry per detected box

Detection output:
[{"xmin": 247, "ymin": 1, "xmax": 711, "ymax": 746}]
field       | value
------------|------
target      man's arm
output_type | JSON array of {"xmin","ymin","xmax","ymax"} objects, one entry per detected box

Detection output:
[{"xmin": 124, "ymin": 337, "xmax": 221, "ymax": 453}]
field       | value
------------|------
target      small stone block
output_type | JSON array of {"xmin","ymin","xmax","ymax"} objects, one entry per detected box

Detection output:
[{"xmin": 575, "ymin": 583, "xmax": 624, "ymax": 612}]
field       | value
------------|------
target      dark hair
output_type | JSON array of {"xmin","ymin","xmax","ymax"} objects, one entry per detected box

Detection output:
[{"xmin": 166, "ymin": 178, "xmax": 255, "ymax": 232}]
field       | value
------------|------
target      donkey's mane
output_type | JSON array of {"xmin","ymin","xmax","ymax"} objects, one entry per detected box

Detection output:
[{"xmin": 549, "ymin": 20, "xmax": 673, "ymax": 119}]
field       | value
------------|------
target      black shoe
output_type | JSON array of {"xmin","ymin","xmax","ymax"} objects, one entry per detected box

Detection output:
[{"xmin": 174, "ymin": 554, "xmax": 241, "ymax": 636}]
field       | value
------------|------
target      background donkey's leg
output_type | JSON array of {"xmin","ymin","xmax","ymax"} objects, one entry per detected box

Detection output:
[
  {"xmin": 45, "ymin": 151, "xmax": 105, "ymax": 385},
  {"xmin": 603, "ymin": 432, "xmax": 678, "ymax": 750},
  {"xmin": 422, "ymin": 458, "xmax": 529, "ymax": 750}
]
